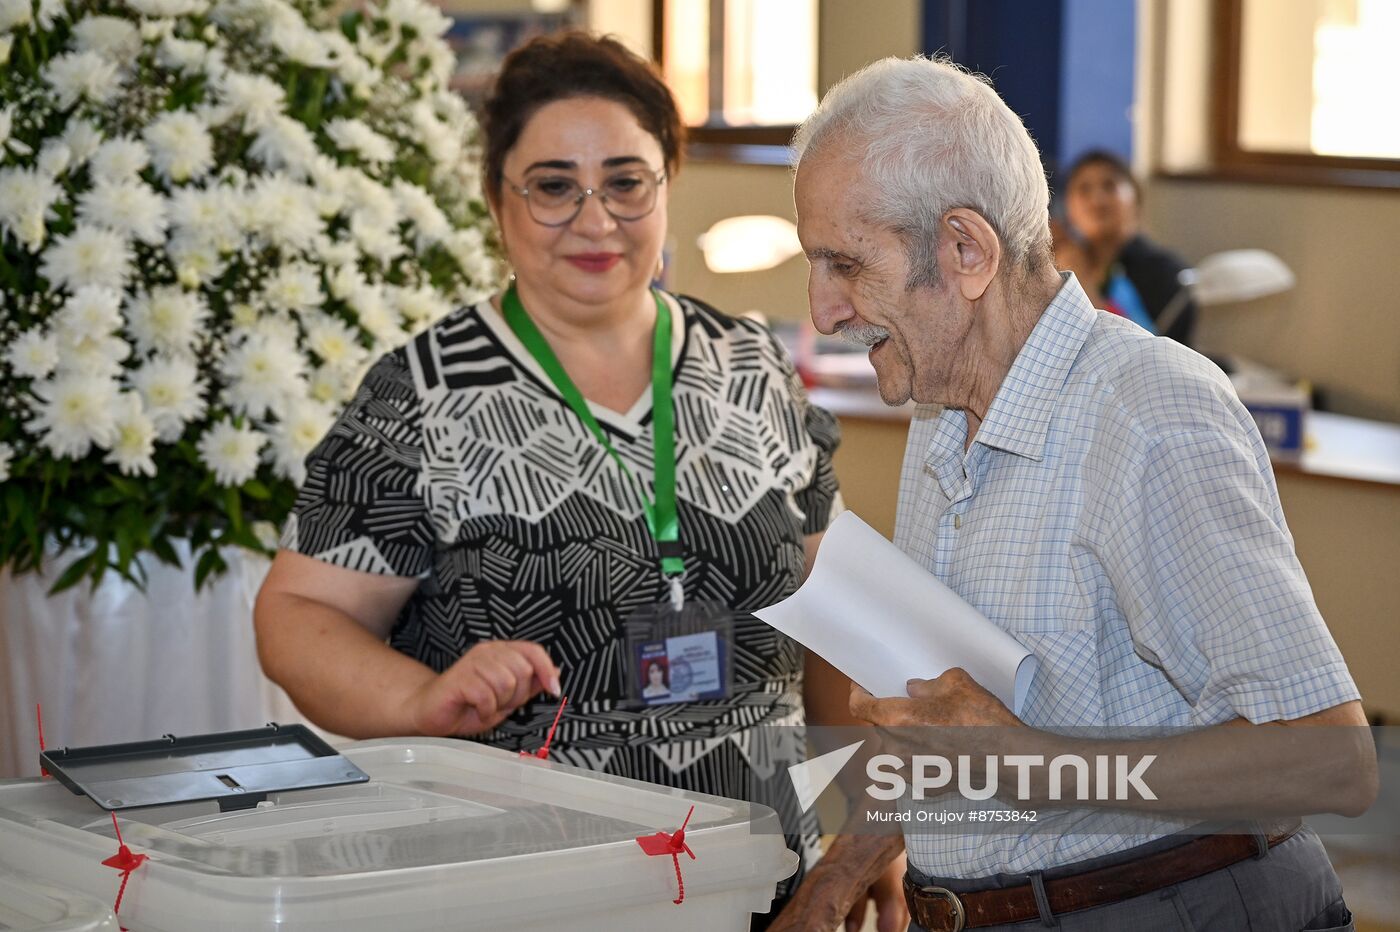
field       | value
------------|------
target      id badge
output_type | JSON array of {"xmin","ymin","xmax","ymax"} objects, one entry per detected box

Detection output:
[{"xmin": 624, "ymin": 600, "xmax": 734, "ymax": 707}]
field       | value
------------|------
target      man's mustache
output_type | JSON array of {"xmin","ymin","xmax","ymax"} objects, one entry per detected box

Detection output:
[{"xmin": 836, "ymin": 320, "xmax": 890, "ymax": 347}]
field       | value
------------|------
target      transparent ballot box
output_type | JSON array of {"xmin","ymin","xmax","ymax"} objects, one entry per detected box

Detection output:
[
  {"xmin": 0, "ymin": 737, "xmax": 799, "ymax": 931},
  {"xmin": 0, "ymin": 872, "xmax": 119, "ymax": 931}
]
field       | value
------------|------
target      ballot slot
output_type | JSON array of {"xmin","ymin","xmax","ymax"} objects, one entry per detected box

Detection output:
[{"xmin": 40, "ymin": 724, "xmax": 370, "ymax": 812}]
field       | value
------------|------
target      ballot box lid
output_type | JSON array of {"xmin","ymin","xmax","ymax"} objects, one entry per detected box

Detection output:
[{"xmin": 0, "ymin": 738, "xmax": 798, "ymax": 930}]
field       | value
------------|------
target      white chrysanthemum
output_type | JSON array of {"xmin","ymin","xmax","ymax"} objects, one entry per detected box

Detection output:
[
  {"xmin": 0, "ymin": 0, "xmax": 32, "ymax": 32},
  {"xmin": 328, "ymin": 263, "xmax": 365, "ymax": 301},
  {"xmin": 229, "ymin": 301, "xmax": 258, "ymax": 330},
  {"xmin": 54, "ymin": 284, "xmax": 123, "ymax": 337},
  {"xmin": 307, "ymin": 365, "xmax": 345, "ymax": 404},
  {"xmin": 418, "ymin": 39, "xmax": 454, "ymax": 88},
  {"xmin": 345, "ymin": 171, "xmax": 399, "ymax": 227},
  {"xmin": 37, "ymin": 142, "xmax": 72, "ymax": 178},
  {"xmin": 6, "ymin": 330, "xmax": 60, "ymax": 379},
  {"xmin": 383, "ymin": 0, "xmax": 450, "ymax": 40},
  {"xmin": 77, "ymin": 180, "xmax": 169, "ymax": 245},
  {"xmin": 261, "ymin": 261, "xmax": 323, "ymax": 314},
  {"xmin": 446, "ymin": 226, "xmax": 496, "ymax": 284},
  {"xmin": 354, "ymin": 26, "xmax": 394, "ymax": 67},
  {"xmin": 60, "ymin": 120, "xmax": 104, "ymax": 166},
  {"xmin": 269, "ymin": 398, "xmax": 333, "ymax": 483},
  {"xmin": 0, "ymin": 105, "xmax": 20, "ymax": 157},
  {"xmin": 40, "ymin": 225, "xmax": 131, "ymax": 292},
  {"xmin": 249, "ymin": 114, "xmax": 318, "ymax": 176},
  {"xmin": 157, "ymin": 36, "xmax": 207, "ymax": 72},
  {"xmin": 394, "ymin": 283, "xmax": 451, "ymax": 326},
  {"xmin": 350, "ymin": 212, "xmax": 405, "ymax": 265},
  {"xmin": 104, "ymin": 393, "xmax": 158, "ymax": 477},
  {"xmin": 143, "ymin": 111, "xmax": 214, "ymax": 183},
  {"xmin": 167, "ymin": 185, "xmax": 241, "ymax": 248},
  {"xmin": 196, "ymin": 418, "xmax": 264, "ymax": 487},
  {"xmin": 219, "ymin": 332, "xmax": 305, "ymax": 418},
  {"xmin": 409, "ymin": 100, "xmax": 462, "ymax": 168},
  {"xmin": 272, "ymin": 24, "xmax": 331, "ymax": 67},
  {"xmin": 67, "ymin": 334, "xmax": 132, "ymax": 380},
  {"xmin": 348, "ymin": 283, "xmax": 401, "ymax": 346},
  {"xmin": 250, "ymin": 313, "xmax": 299, "ymax": 345},
  {"xmin": 306, "ymin": 156, "xmax": 352, "ymax": 217},
  {"xmin": 0, "ymin": 441, "xmax": 12, "ymax": 483},
  {"xmin": 44, "ymin": 51, "xmax": 122, "ymax": 110},
  {"xmin": 71, "ymin": 16, "xmax": 142, "ymax": 63},
  {"xmin": 126, "ymin": 0, "xmax": 209, "ymax": 17},
  {"xmin": 139, "ymin": 17, "xmax": 174, "ymax": 41},
  {"xmin": 89, "ymin": 137, "xmax": 150, "ymax": 182},
  {"xmin": 324, "ymin": 33, "xmax": 377, "ymax": 89},
  {"xmin": 218, "ymin": 70, "xmax": 284, "ymax": 131},
  {"xmin": 51, "ymin": 287, "xmax": 131, "ymax": 379},
  {"xmin": 303, "ymin": 313, "xmax": 366, "ymax": 372},
  {"xmin": 169, "ymin": 235, "xmax": 225, "ymax": 287},
  {"xmin": 0, "ymin": 167, "xmax": 61, "ymax": 251},
  {"xmin": 313, "ymin": 235, "xmax": 358, "ymax": 267},
  {"xmin": 131, "ymin": 354, "xmax": 205, "ymax": 440},
  {"xmin": 35, "ymin": 0, "xmax": 62, "ymax": 28},
  {"xmin": 201, "ymin": 42, "xmax": 228, "ymax": 84},
  {"xmin": 28, "ymin": 373, "xmax": 120, "ymax": 459},
  {"xmin": 392, "ymin": 180, "xmax": 450, "ymax": 244},
  {"xmin": 324, "ymin": 118, "xmax": 395, "ymax": 166},
  {"xmin": 125, "ymin": 285, "xmax": 210, "ymax": 355},
  {"xmin": 247, "ymin": 174, "xmax": 321, "ymax": 250}
]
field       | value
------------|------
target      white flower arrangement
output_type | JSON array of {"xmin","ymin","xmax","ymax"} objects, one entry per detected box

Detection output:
[{"xmin": 0, "ymin": 0, "xmax": 498, "ymax": 589}]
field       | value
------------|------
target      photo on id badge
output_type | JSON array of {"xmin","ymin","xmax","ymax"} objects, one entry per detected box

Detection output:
[{"xmin": 634, "ymin": 631, "xmax": 726, "ymax": 705}]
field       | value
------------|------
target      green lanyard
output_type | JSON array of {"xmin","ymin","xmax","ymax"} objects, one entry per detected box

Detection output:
[{"xmin": 501, "ymin": 285, "xmax": 685, "ymax": 601}]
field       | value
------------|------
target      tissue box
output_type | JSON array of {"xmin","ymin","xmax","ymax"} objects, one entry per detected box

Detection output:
[{"xmin": 1231, "ymin": 375, "xmax": 1309, "ymax": 459}]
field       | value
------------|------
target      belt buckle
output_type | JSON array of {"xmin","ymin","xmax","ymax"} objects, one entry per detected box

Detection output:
[{"xmin": 919, "ymin": 885, "xmax": 967, "ymax": 932}]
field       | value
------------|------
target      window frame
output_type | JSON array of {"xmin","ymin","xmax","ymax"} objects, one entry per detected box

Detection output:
[
  {"xmin": 651, "ymin": 0, "xmax": 810, "ymax": 158},
  {"xmin": 1211, "ymin": 0, "xmax": 1400, "ymax": 190}
]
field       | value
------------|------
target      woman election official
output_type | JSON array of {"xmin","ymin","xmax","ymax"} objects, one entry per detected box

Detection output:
[{"xmin": 253, "ymin": 32, "xmax": 904, "ymax": 928}]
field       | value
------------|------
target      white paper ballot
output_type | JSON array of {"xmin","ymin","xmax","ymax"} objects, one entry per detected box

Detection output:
[{"xmin": 756, "ymin": 511, "xmax": 1037, "ymax": 715}]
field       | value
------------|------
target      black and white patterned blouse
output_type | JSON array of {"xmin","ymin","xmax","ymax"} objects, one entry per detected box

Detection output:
[{"xmin": 283, "ymin": 292, "xmax": 842, "ymax": 895}]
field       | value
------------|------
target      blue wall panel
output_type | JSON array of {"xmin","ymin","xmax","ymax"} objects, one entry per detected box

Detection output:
[{"xmin": 922, "ymin": 0, "xmax": 1137, "ymax": 194}]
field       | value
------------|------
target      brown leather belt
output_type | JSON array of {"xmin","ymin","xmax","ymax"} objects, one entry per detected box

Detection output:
[{"xmin": 904, "ymin": 824, "xmax": 1301, "ymax": 931}]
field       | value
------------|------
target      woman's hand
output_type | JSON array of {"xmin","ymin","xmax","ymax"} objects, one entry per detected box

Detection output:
[{"xmin": 408, "ymin": 640, "xmax": 561, "ymax": 736}]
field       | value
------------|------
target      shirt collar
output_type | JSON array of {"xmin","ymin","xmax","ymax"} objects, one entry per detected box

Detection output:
[{"xmin": 971, "ymin": 272, "xmax": 1098, "ymax": 462}]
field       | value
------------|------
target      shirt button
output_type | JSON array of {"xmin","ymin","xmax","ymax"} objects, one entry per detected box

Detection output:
[{"xmin": 953, "ymin": 514, "xmax": 962, "ymax": 530}]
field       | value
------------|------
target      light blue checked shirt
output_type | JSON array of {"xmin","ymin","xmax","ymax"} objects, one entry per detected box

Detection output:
[{"xmin": 894, "ymin": 274, "xmax": 1359, "ymax": 878}]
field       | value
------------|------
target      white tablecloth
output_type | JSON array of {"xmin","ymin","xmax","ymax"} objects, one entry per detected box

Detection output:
[{"xmin": 0, "ymin": 543, "xmax": 304, "ymax": 778}]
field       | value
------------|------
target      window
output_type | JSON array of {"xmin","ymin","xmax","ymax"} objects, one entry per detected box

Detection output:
[
  {"xmin": 1215, "ymin": 0, "xmax": 1400, "ymax": 187},
  {"xmin": 656, "ymin": 0, "xmax": 819, "ymax": 149}
]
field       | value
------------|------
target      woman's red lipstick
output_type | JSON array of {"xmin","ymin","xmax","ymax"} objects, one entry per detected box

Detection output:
[{"xmin": 566, "ymin": 253, "xmax": 622, "ymax": 272}]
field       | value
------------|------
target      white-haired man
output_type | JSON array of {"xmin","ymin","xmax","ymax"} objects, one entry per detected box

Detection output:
[{"xmin": 774, "ymin": 57, "xmax": 1377, "ymax": 931}]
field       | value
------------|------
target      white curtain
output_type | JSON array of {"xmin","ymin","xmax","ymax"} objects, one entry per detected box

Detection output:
[{"xmin": 0, "ymin": 543, "xmax": 305, "ymax": 778}]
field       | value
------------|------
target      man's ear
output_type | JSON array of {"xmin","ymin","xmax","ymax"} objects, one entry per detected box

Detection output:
[{"xmin": 937, "ymin": 208, "xmax": 1001, "ymax": 301}]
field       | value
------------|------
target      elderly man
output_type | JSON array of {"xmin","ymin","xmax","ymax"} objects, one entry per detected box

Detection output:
[{"xmin": 775, "ymin": 57, "xmax": 1377, "ymax": 931}]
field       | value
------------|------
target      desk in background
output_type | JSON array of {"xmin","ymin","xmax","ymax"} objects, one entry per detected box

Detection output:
[{"xmin": 812, "ymin": 387, "xmax": 1400, "ymax": 722}]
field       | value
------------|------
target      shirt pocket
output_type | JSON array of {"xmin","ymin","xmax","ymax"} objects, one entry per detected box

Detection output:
[{"xmin": 986, "ymin": 543, "xmax": 1101, "ymax": 637}]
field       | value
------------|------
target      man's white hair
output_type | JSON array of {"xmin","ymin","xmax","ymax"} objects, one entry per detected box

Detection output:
[{"xmin": 792, "ymin": 56, "xmax": 1052, "ymax": 286}]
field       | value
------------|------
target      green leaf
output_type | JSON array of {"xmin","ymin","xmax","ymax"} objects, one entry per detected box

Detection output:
[
  {"xmin": 115, "ymin": 524, "xmax": 137, "ymax": 577},
  {"xmin": 48, "ymin": 549, "xmax": 96, "ymax": 595},
  {"xmin": 108, "ymin": 476, "xmax": 143, "ymax": 499},
  {"xmin": 194, "ymin": 546, "xmax": 227, "ymax": 591},
  {"xmin": 243, "ymin": 479, "xmax": 272, "ymax": 500},
  {"xmin": 151, "ymin": 535, "xmax": 183, "ymax": 568},
  {"xmin": 224, "ymin": 486, "xmax": 243, "ymax": 531}
]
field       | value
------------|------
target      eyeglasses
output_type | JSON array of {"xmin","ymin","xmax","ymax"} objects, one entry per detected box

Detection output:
[{"xmin": 504, "ymin": 168, "xmax": 667, "ymax": 227}]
